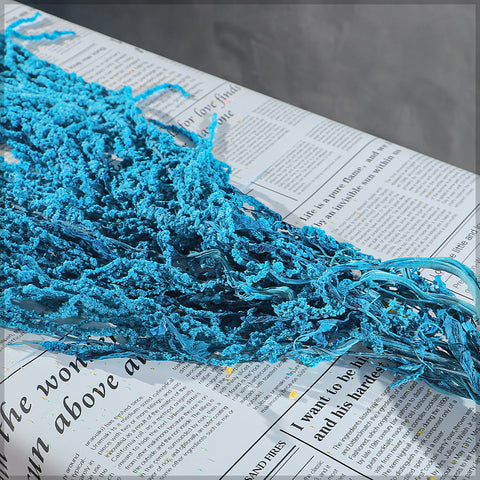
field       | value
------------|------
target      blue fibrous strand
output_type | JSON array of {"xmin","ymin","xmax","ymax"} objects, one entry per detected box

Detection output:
[{"xmin": 1, "ymin": 14, "xmax": 479, "ymax": 402}]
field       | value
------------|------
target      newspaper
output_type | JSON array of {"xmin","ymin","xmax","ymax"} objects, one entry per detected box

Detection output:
[{"xmin": 1, "ymin": 3, "xmax": 478, "ymax": 479}]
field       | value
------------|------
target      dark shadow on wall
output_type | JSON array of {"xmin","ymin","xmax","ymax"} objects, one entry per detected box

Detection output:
[{"xmin": 20, "ymin": 1, "xmax": 477, "ymax": 173}]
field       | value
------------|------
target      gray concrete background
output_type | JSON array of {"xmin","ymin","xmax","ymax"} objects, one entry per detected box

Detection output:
[{"xmin": 21, "ymin": 2, "xmax": 478, "ymax": 172}]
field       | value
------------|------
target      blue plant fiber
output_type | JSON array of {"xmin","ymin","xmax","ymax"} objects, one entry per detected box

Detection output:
[{"xmin": 1, "ymin": 15, "xmax": 480, "ymax": 402}]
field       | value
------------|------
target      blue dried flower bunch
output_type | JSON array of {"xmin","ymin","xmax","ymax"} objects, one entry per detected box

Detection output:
[{"xmin": 1, "ymin": 14, "xmax": 479, "ymax": 402}]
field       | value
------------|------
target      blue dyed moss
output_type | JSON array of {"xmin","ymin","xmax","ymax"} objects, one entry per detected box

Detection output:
[{"xmin": 1, "ymin": 14, "xmax": 479, "ymax": 402}]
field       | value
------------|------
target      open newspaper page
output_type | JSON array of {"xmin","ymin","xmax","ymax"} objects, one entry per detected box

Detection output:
[{"xmin": 1, "ymin": 4, "xmax": 478, "ymax": 480}]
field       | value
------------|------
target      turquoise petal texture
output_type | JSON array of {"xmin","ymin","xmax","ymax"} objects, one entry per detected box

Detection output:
[{"xmin": 1, "ymin": 14, "xmax": 479, "ymax": 402}]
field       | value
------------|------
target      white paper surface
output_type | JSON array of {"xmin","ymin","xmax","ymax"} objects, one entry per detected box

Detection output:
[{"xmin": 1, "ymin": 3, "xmax": 478, "ymax": 479}]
